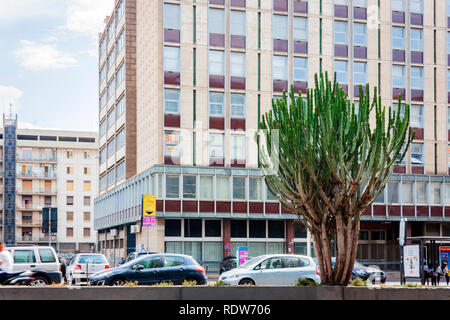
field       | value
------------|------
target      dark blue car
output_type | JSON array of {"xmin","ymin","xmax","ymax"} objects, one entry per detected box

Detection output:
[
  {"xmin": 314, "ymin": 258, "xmax": 387, "ymax": 284},
  {"xmin": 89, "ymin": 253, "xmax": 208, "ymax": 286}
]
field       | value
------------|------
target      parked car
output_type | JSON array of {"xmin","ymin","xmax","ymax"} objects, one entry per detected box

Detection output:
[
  {"xmin": 313, "ymin": 258, "xmax": 387, "ymax": 284},
  {"xmin": 122, "ymin": 251, "xmax": 158, "ymax": 264},
  {"xmin": 219, "ymin": 254, "xmax": 320, "ymax": 286},
  {"xmin": 89, "ymin": 253, "xmax": 208, "ymax": 286},
  {"xmin": 66, "ymin": 253, "xmax": 110, "ymax": 285},
  {"xmin": 219, "ymin": 256, "xmax": 237, "ymax": 275},
  {"xmin": 5, "ymin": 246, "xmax": 63, "ymax": 286}
]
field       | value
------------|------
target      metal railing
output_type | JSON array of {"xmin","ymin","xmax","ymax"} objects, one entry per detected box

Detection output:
[
  {"xmin": 16, "ymin": 156, "xmax": 57, "ymax": 162},
  {"xmin": 16, "ymin": 188, "xmax": 57, "ymax": 194},
  {"xmin": 17, "ymin": 172, "xmax": 57, "ymax": 179}
]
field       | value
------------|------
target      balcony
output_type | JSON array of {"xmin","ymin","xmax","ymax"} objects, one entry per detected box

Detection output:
[
  {"xmin": 17, "ymin": 236, "xmax": 52, "ymax": 242},
  {"xmin": 16, "ymin": 188, "xmax": 57, "ymax": 195},
  {"xmin": 16, "ymin": 156, "xmax": 57, "ymax": 163},
  {"xmin": 16, "ymin": 204, "xmax": 44, "ymax": 212},
  {"xmin": 17, "ymin": 172, "xmax": 57, "ymax": 179}
]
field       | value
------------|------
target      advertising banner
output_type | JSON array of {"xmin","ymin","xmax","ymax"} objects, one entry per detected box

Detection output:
[
  {"xmin": 237, "ymin": 247, "xmax": 249, "ymax": 266},
  {"xmin": 404, "ymin": 245, "xmax": 420, "ymax": 278},
  {"xmin": 142, "ymin": 195, "xmax": 157, "ymax": 227},
  {"xmin": 439, "ymin": 246, "xmax": 450, "ymax": 275}
]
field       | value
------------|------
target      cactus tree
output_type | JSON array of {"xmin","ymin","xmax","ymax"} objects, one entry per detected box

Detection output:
[{"xmin": 258, "ymin": 72, "xmax": 413, "ymax": 285}]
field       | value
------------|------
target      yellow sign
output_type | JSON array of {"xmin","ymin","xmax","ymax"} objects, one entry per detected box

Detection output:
[{"xmin": 143, "ymin": 195, "xmax": 157, "ymax": 217}]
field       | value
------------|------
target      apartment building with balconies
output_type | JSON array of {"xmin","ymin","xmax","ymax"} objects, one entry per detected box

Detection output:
[{"xmin": 95, "ymin": 0, "xmax": 450, "ymax": 271}]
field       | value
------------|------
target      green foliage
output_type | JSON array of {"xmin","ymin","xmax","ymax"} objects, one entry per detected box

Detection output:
[
  {"xmin": 213, "ymin": 280, "xmax": 226, "ymax": 287},
  {"xmin": 350, "ymin": 278, "xmax": 368, "ymax": 287},
  {"xmin": 403, "ymin": 283, "xmax": 422, "ymax": 288},
  {"xmin": 295, "ymin": 278, "xmax": 318, "ymax": 287},
  {"xmin": 124, "ymin": 281, "xmax": 139, "ymax": 287},
  {"xmin": 182, "ymin": 280, "xmax": 198, "ymax": 286},
  {"xmin": 153, "ymin": 281, "xmax": 174, "ymax": 287}
]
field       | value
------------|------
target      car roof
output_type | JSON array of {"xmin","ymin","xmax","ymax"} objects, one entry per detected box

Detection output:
[
  {"xmin": 6, "ymin": 246, "xmax": 54, "ymax": 250},
  {"xmin": 259, "ymin": 254, "xmax": 312, "ymax": 259}
]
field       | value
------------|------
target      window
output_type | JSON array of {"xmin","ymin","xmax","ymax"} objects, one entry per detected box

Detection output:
[
  {"xmin": 184, "ymin": 219, "xmax": 202, "ymax": 238},
  {"xmin": 209, "ymin": 92, "xmax": 224, "ymax": 116},
  {"xmin": 205, "ymin": 220, "xmax": 221, "ymax": 237},
  {"xmin": 388, "ymin": 182, "xmax": 399, "ymax": 203},
  {"xmin": 392, "ymin": 65, "xmax": 405, "ymax": 88},
  {"xmin": 165, "ymin": 220, "xmax": 182, "ymax": 237},
  {"xmin": 108, "ymin": 110, "xmax": 116, "ymax": 129},
  {"xmin": 100, "ymin": 175, "xmax": 107, "ymax": 191},
  {"xmin": 166, "ymin": 175, "xmax": 180, "ymax": 198},
  {"xmin": 294, "ymin": 221, "xmax": 307, "ymax": 238},
  {"xmin": 249, "ymin": 220, "xmax": 266, "ymax": 238},
  {"xmin": 164, "ymin": 89, "xmax": 180, "ymax": 114},
  {"xmin": 164, "ymin": 256, "xmax": 184, "ymax": 267},
  {"xmin": 117, "ymin": 128, "xmax": 126, "ymax": 150},
  {"xmin": 293, "ymin": 17, "xmax": 308, "ymax": 42},
  {"xmin": 334, "ymin": 60, "xmax": 348, "ymax": 84},
  {"xmin": 417, "ymin": 182, "xmax": 427, "ymax": 204},
  {"xmin": 66, "ymin": 212, "xmax": 74, "ymax": 222},
  {"xmin": 353, "ymin": 23, "xmax": 367, "ymax": 46},
  {"xmin": 209, "ymin": 8, "xmax": 225, "ymax": 34},
  {"xmin": 231, "ymin": 220, "xmax": 247, "ymax": 238},
  {"xmin": 100, "ymin": 38, "xmax": 106, "ymax": 57},
  {"xmin": 216, "ymin": 176, "xmax": 230, "ymax": 200},
  {"xmin": 334, "ymin": 21, "xmax": 348, "ymax": 44},
  {"xmin": 293, "ymin": 57, "xmax": 307, "ymax": 82},
  {"xmin": 116, "ymin": 161, "xmax": 125, "ymax": 181},
  {"xmin": 84, "ymin": 181, "xmax": 91, "ymax": 191},
  {"xmin": 430, "ymin": 183, "xmax": 441, "ymax": 204},
  {"xmin": 67, "ymin": 196, "xmax": 74, "ymax": 206},
  {"xmin": 230, "ymin": 52, "xmax": 245, "ymax": 78},
  {"xmin": 108, "ymin": 138, "xmax": 116, "ymax": 158},
  {"xmin": 67, "ymin": 166, "xmax": 73, "ymax": 174},
  {"xmin": 116, "ymin": 30, "xmax": 125, "ymax": 55},
  {"xmin": 116, "ymin": 63, "xmax": 125, "ymax": 86},
  {"xmin": 410, "ymin": 0, "xmax": 423, "ymax": 13},
  {"xmin": 14, "ymin": 250, "xmax": 36, "ymax": 263},
  {"xmin": 107, "ymin": 50, "xmax": 115, "ymax": 70},
  {"xmin": 410, "ymin": 67, "xmax": 423, "ymax": 90},
  {"xmin": 230, "ymin": 10, "xmax": 246, "ymax": 36},
  {"xmin": 164, "ymin": 46, "xmax": 180, "ymax": 72},
  {"xmin": 249, "ymin": 178, "xmax": 262, "ymax": 201},
  {"xmin": 116, "ymin": 95, "xmax": 125, "ymax": 117},
  {"xmin": 230, "ymin": 94, "xmax": 245, "ymax": 118},
  {"xmin": 100, "ymin": 65, "xmax": 106, "ymax": 83},
  {"xmin": 273, "ymin": 15, "xmax": 288, "ymax": 40},
  {"xmin": 402, "ymin": 182, "xmax": 414, "ymax": 203},
  {"xmin": 66, "ymin": 228, "xmax": 74, "ymax": 237},
  {"xmin": 209, "ymin": 50, "xmax": 225, "ymax": 75},
  {"xmin": 100, "ymin": 147, "xmax": 106, "ymax": 164},
  {"xmin": 353, "ymin": 62, "xmax": 367, "ymax": 85},
  {"xmin": 108, "ymin": 168, "xmax": 116, "ymax": 187},
  {"xmin": 200, "ymin": 176, "xmax": 213, "ymax": 199},
  {"xmin": 233, "ymin": 177, "xmax": 246, "ymax": 200},
  {"xmin": 231, "ymin": 135, "xmax": 246, "ymax": 160},
  {"xmin": 66, "ymin": 181, "xmax": 74, "ymax": 191},
  {"xmin": 107, "ymin": 79, "xmax": 115, "ymax": 98},
  {"xmin": 100, "ymin": 120, "xmax": 107, "ymax": 137},
  {"xmin": 268, "ymin": 221, "xmax": 285, "ymax": 238},
  {"xmin": 411, "ymin": 105, "xmax": 423, "ymax": 128},
  {"xmin": 84, "ymin": 167, "xmax": 91, "ymax": 175},
  {"xmin": 392, "ymin": 0, "xmax": 405, "ymax": 11},
  {"xmin": 84, "ymin": 151, "xmax": 90, "ymax": 159},
  {"xmin": 164, "ymin": 131, "xmax": 180, "ymax": 158},
  {"xmin": 84, "ymin": 228, "xmax": 91, "ymax": 237},
  {"xmin": 353, "ymin": 0, "xmax": 367, "ymax": 7},
  {"xmin": 107, "ymin": 19, "xmax": 115, "ymax": 40},
  {"xmin": 66, "ymin": 151, "xmax": 73, "ymax": 159},
  {"xmin": 411, "ymin": 143, "xmax": 424, "ymax": 165},
  {"xmin": 133, "ymin": 256, "xmax": 162, "ymax": 270},
  {"xmin": 183, "ymin": 176, "xmax": 197, "ymax": 199},
  {"xmin": 209, "ymin": 134, "xmax": 224, "ymax": 158},
  {"xmin": 84, "ymin": 197, "xmax": 91, "ymax": 206},
  {"xmin": 164, "ymin": 3, "xmax": 180, "ymax": 30},
  {"xmin": 392, "ymin": 27, "xmax": 405, "ymax": 50},
  {"xmin": 411, "ymin": 29, "xmax": 423, "ymax": 51},
  {"xmin": 39, "ymin": 249, "xmax": 56, "ymax": 263},
  {"xmin": 273, "ymin": 55, "xmax": 288, "ymax": 80}
]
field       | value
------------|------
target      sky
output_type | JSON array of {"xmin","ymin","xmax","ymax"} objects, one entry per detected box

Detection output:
[{"xmin": 0, "ymin": 0, "xmax": 115, "ymax": 132}]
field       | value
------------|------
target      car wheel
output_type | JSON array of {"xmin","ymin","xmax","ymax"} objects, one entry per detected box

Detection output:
[
  {"xmin": 31, "ymin": 277, "xmax": 49, "ymax": 287},
  {"xmin": 239, "ymin": 279, "xmax": 255, "ymax": 286},
  {"xmin": 111, "ymin": 278, "xmax": 126, "ymax": 286}
]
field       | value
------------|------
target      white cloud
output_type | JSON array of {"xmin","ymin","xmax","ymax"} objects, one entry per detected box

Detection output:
[
  {"xmin": 15, "ymin": 40, "xmax": 77, "ymax": 71},
  {"xmin": 0, "ymin": 85, "xmax": 23, "ymax": 113},
  {"xmin": 63, "ymin": 0, "xmax": 115, "ymax": 38}
]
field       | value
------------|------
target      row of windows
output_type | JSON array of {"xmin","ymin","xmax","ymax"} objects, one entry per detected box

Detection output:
[
  {"xmin": 104, "ymin": 63, "xmax": 126, "ymax": 101},
  {"xmin": 375, "ymin": 181, "xmax": 450, "ymax": 205},
  {"xmin": 100, "ymin": 96, "xmax": 126, "ymax": 136},
  {"xmin": 65, "ymin": 180, "xmax": 92, "ymax": 192},
  {"xmin": 100, "ymin": 161, "xmax": 126, "ymax": 191},
  {"xmin": 99, "ymin": 0, "xmax": 125, "ymax": 57},
  {"xmin": 100, "ymin": 31, "xmax": 125, "ymax": 83},
  {"xmin": 65, "ymin": 211, "xmax": 91, "ymax": 223},
  {"xmin": 66, "ymin": 196, "xmax": 91, "ymax": 206},
  {"xmin": 66, "ymin": 227, "xmax": 91, "ymax": 238},
  {"xmin": 100, "ymin": 128, "xmax": 126, "ymax": 163}
]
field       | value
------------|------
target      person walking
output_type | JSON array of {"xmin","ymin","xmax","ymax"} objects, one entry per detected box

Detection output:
[
  {"xmin": 0, "ymin": 241, "xmax": 13, "ymax": 283},
  {"xmin": 435, "ymin": 261, "xmax": 449, "ymax": 285}
]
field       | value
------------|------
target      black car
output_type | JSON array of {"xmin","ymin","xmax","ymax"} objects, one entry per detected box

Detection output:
[
  {"xmin": 219, "ymin": 256, "xmax": 237, "ymax": 274},
  {"xmin": 90, "ymin": 253, "xmax": 208, "ymax": 286}
]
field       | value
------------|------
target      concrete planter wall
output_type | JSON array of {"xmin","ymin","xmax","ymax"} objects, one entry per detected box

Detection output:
[{"xmin": 0, "ymin": 286, "xmax": 449, "ymax": 300}]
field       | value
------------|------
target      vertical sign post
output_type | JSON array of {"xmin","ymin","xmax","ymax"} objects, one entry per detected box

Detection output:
[
  {"xmin": 142, "ymin": 195, "xmax": 157, "ymax": 254},
  {"xmin": 399, "ymin": 218, "xmax": 407, "ymax": 285}
]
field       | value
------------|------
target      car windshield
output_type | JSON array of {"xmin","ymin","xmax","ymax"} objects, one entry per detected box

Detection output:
[
  {"xmin": 78, "ymin": 255, "xmax": 108, "ymax": 264},
  {"xmin": 237, "ymin": 256, "xmax": 265, "ymax": 269},
  {"xmin": 354, "ymin": 261, "xmax": 364, "ymax": 268}
]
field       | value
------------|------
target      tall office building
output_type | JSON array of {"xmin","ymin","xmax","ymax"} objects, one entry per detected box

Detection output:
[
  {"xmin": 1, "ymin": 124, "xmax": 99, "ymax": 254},
  {"xmin": 95, "ymin": 0, "xmax": 450, "ymax": 271}
]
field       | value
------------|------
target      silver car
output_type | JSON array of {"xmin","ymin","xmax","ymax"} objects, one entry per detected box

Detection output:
[
  {"xmin": 219, "ymin": 254, "xmax": 320, "ymax": 286},
  {"xmin": 66, "ymin": 254, "xmax": 110, "ymax": 285}
]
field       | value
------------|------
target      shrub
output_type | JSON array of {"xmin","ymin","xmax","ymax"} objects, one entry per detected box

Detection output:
[
  {"xmin": 296, "ymin": 278, "xmax": 318, "ymax": 287},
  {"xmin": 125, "ymin": 281, "xmax": 139, "ymax": 287},
  {"xmin": 350, "ymin": 278, "xmax": 368, "ymax": 287},
  {"xmin": 182, "ymin": 280, "xmax": 198, "ymax": 286},
  {"xmin": 403, "ymin": 283, "xmax": 422, "ymax": 288},
  {"xmin": 153, "ymin": 281, "xmax": 174, "ymax": 287},
  {"xmin": 213, "ymin": 280, "xmax": 226, "ymax": 287}
]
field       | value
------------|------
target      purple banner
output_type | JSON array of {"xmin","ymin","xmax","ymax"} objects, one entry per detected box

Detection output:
[{"xmin": 143, "ymin": 216, "xmax": 156, "ymax": 227}]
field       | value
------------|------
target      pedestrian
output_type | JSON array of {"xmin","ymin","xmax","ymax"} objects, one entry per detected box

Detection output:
[
  {"xmin": 424, "ymin": 260, "xmax": 432, "ymax": 285},
  {"xmin": 435, "ymin": 261, "xmax": 449, "ymax": 285},
  {"xmin": 58, "ymin": 257, "xmax": 67, "ymax": 280},
  {"xmin": 0, "ymin": 241, "xmax": 13, "ymax": 283}
]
